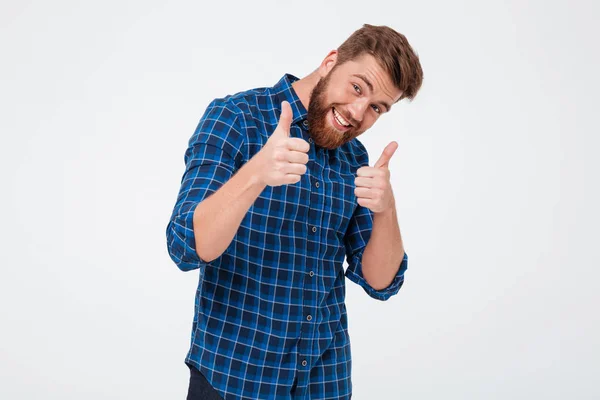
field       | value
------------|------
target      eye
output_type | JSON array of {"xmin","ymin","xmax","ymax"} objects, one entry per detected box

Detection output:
[
  {"xmin": 352, "ymin": 83, "xmax": 362, "ymax": 94},
  {"xmin": 371, "ymin": 104, "xmax": 381, "ymax": 114}
]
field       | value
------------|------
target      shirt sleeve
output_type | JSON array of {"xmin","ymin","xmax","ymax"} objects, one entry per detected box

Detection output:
[
  {"xmin": 343, "ymin": 139, "xmax": 408, "ymax": 301},
  {"xmin": 166, "ymin": 99, "xmax": 246, "ymax": 272}
]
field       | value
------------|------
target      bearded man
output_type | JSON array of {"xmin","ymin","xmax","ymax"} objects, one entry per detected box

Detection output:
[{"xmin": 166, "ymin": 23, "xmax": 423, "ymax": 400}]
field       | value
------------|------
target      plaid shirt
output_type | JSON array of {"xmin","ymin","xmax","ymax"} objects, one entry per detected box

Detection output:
[{"xmin": 166, "ymin": 74, "xmax": 408, "ymax": 399}]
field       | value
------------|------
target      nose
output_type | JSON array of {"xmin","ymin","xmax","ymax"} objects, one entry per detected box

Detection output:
[{"xmin": 348, "ymin": 98, "xmax": 369, "ymax": 123}]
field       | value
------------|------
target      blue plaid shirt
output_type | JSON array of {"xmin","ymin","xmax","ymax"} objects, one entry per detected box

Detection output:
[{"xmin": 166, "ymin": 74, "xmax": 408, "ymax": 399}]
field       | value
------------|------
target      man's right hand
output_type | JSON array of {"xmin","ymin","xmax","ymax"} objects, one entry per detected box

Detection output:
[{"xmin": 257, "ymin": 101, "xmax": 310, "ymax": 187}]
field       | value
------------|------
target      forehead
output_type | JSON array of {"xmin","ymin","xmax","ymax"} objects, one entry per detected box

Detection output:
[{"xmin": 335, "ymin": 54, "xmax": 402, "ymax": 103}]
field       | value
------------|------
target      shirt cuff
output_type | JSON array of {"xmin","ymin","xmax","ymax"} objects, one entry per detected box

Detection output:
[
  {"xmin": 166, "ymin": 200, "xmax": 209, "ymax": 272},
  {"xmin": 345, "ymin": 251, "xmax": 408, "ymax": 301}
]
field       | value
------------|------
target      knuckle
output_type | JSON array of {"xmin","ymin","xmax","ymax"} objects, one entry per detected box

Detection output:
[{"xmin": 276, "ymin": 150, "xmax": 287, "ymax": 161}]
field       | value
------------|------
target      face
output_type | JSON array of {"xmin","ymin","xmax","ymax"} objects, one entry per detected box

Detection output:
[{"xmin": 306, "ymin": 53, "xmax": 403, "ymax": 149}]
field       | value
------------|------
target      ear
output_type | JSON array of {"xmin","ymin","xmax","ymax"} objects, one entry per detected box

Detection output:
[{"xmin": 318, "ymin": 50, "xmax": 338, "ymax": 78}]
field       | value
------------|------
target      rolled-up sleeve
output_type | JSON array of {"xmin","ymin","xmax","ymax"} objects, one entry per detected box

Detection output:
[
  {"xmin": 344, "ymin": 204, "xmax": 408, "ymax": 301},
  {"xmin": 166, "ymin": 99, "xmax": 246, "ymax": 272}
]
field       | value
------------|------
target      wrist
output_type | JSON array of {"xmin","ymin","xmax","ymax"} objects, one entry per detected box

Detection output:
[
  {"xmin": 374, "ymin": 200, "xmax": 396, "ymax": 217},
  {"xmin": 248, "ymin": 151, "xmax": 268, "ymax": 187}
]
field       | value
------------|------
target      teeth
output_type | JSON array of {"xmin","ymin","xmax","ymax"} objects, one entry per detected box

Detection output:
[{"xmin": 333, "ymin": 108, "xmax": 350, "ymax": 127}]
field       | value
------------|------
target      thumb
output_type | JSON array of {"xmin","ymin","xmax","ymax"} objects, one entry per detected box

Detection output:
[
  {"xmin": 276, "ymin": 101, "xmax": 293, "ymax": 136},
  {"xmin": 374, "ymin": 141, "xmax": 398, "ymax": 168}
]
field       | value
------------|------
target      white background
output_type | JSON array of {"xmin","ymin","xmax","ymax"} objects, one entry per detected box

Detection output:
[{"xmin": 1, "ymin": 0, "xmax": 598, "ymax": 399}]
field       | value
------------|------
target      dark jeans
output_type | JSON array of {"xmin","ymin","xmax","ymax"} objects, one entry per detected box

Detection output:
[{"xmin": 186, "ymin": 362, "xmax": 224, "ymax": 400}]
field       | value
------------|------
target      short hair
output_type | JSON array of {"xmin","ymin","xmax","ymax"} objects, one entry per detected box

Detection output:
[{"xmin": 336, "ymin": 24, "xmax": 423, "ymax": 101}]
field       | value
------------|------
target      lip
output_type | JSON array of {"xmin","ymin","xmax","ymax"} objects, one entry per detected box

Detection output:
[{"xmin": 331, "ymin": 107, "xmax": 351, "ymax": 132}]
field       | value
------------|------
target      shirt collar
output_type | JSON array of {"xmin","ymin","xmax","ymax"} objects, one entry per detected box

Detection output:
[{"xmin": 273, "ymin": 73, "xmax": 308, "ymax": 126}]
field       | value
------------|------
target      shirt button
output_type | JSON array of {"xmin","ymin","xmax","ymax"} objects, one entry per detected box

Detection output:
[
  {"xmin": 315, "ymin": 181, "xmax": 320, "ymax": 188},
  {"xmin": 302, "ymin": 360, "xmax": 307, "ymax": 367},
  {"xmin": 308, "ymin": 138, "xmax": 314, "ymax": 144},
  {"xmin": 303, "ymin": 120, "xmax": 309, "ymax": 128},
  {"xmin": 306, "ymin": 315, "xmax": 312, "ymax": 321},
  {"xmin": 309, "ymin": 271, "xmax": 314, "ymax": 277},
  {"xmin": 311, "ymin": 226, "xmax": 317, "ymax": 233}
]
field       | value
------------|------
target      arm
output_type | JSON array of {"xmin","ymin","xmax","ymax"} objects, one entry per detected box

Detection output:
[
  {"xmin": 166, "ymin": 100, "xmax": 307, "ymax": 271},
  {"xmin": 344, "ymin": 140, "xmax": 408, "ymax": 301},
  {"xmin": 192, "ymin": 154, "xmax": 266, "ymax": 263},
  {"xmin": 166, "ymin": 99, "xmax": 248, "ymax": 271},
  {"xmin": 361, "ymin": 197, "xmax": 406, "ymax": 290},
  {"xmin": 344, "ymin": 202, "xmax": 408, "ymax": 301}
]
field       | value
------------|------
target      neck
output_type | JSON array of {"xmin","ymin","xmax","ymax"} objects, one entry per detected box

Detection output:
[{"xmin": 291, "ymin": 71, "xmax": 320, "ymax": 111}]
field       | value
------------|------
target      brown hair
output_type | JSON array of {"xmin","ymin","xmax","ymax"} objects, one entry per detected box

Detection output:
[{"xmin": 336, "ymin": 24, "xmax": 423, "ymax": 101}]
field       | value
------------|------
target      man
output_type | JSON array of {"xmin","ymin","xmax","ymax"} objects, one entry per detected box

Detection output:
[{"xmin": 166, "ymin": 24, "xmax": 423, "ymax": 400}]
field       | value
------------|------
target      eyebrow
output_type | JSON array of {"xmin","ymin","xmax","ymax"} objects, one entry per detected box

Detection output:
[{"xmin": 352, "ymin": 74, "xmax": 391, "ymax": 112}]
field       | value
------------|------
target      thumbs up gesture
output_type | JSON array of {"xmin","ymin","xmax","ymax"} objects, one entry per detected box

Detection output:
[
  {"xmin": 354, "ymin": 141, "xmax": 398, "ymax": 213},
  {"xmin": 256, "ymin": 101, "xmax": 310, "ymax": 187}
]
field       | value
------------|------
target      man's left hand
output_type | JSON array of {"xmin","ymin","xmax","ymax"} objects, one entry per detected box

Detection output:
[{"xmin": 354, "ymin": 141, "xmax": 398, "ymax": 214}]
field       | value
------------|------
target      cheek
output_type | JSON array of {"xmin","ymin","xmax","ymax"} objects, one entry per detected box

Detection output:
[
  {"xmin": 356, "ymin": 115, "xmax": 377, "ymax": 133},
  {"xmin": 327, "ymin": 86, "xmax": 351, "ymax": 104}
]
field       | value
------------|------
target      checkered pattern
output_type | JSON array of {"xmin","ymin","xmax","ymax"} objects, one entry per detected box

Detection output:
[{"xmin": 166, "ymin": 74, "xmax": 408, "ymax": 399}]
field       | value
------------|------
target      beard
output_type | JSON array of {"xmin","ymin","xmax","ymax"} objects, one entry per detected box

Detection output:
[{"xmin": 306, "ymin": 72, "xmax": 361, "ymax": 150}]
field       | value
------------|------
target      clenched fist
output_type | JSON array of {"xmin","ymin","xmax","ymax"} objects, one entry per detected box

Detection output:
[{"xmin": 257, "ymin": 101, "xmax": 310, "ymax": 187}]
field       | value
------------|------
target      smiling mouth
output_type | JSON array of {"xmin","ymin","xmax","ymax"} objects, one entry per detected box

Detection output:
[{"xmin": 332, "ymin": 107, "xmax": 352, "ymax": 132}]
